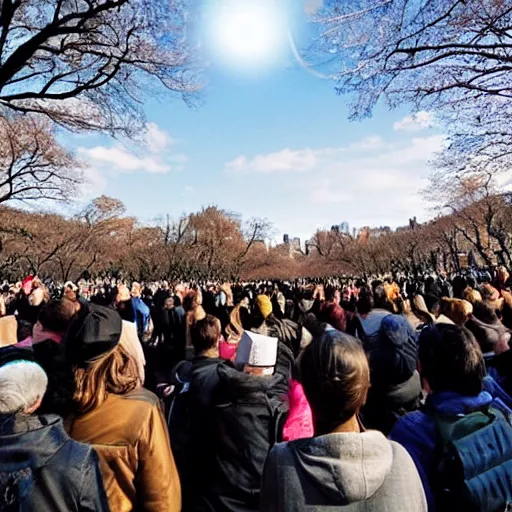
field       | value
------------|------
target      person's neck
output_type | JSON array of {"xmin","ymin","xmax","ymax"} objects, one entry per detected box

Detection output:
[
  {"xmin": 200, "ymin": 348, "xmax": 219, "ymax": 359},
  {"xmin": 330, "ymin": 415, "xmax": 361, "ymax": 434},
  {"xmin": 32, "ymin": 329, "xmax": 63, "ymax": 345}
]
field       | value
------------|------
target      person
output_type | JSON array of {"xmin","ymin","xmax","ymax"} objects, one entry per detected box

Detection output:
[
  {"xmin": 220, "ymin": 302, "xmax": 247, "ymax": 360},
  {"xmin": 0, "ymin": 346, "xmax": 109, "ymax": 511},
  {"xmin": 183, "ymin": 288, "xmax": 206, "ymax": 359},
  {"xmin": 359, "ymin": 285, "xmax": 422, "ymax": 434},
  {"xmin": 170, "ymin": 314, "xmax": 292, "ymax": 512},
  {"xmin": 260, "ymin": 329, "xmax": 427, "ymax": 511},
  {"xmin": 131, "ymin": 282, "xmax": 151, "ymax": 340},
  {"xmin": 390, "ymin": 324, "xmax": 512, "ymax": 511},
  {"xmin": 65, "ymin": 304, "xmax": 181, "ymax": 512},
  {"xmin": 318, "ymin": 286, "xmax": 346, "ymax": 332},
  {"xmin": 31, "ymin": 298, "xmax": 78, "ymax": 416}
]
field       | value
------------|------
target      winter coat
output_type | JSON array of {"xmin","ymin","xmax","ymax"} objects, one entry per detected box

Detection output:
[
  {"xmin": 0, "ymin": 414, "xmax": 109, "ymax": 511},
  {"xmin": 32, "ymin": 339, "xmax": 75, "ymax": 417},
  {"xmin": 260, "ymin": 430, "xmax": 427, "ymax": 512},
  {"xmin": 361, "ymin": 312, "xmax": 422, "ymax": 434},
  {"xmin": 131, "ymin": 297, "xmax": 151, "ymax": 337},
  {"xmin": 67, "ymin": 387, "xmax": 181, "ymax": 512},
  {"xmin": 170, "ymin": 345, "xmax": 293, "ymax": 512},
  {"xmin": 389, "ymin": 387, "xmax": 512, "ymax": 511}
]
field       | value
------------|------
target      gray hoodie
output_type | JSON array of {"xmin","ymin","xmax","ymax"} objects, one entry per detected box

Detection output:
[{"xmin": 260, "ymin": 430, "xmax": 427, "ymax": 512}]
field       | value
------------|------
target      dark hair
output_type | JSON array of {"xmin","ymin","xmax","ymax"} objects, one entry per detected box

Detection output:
[
  {"xmin": 357, "ymin": 286, "xmax": 374, "ymax": 315},
  {"xmin": 190, "ymin": 314, "xmax": 221, "ymax": 355},
  {"xmin": 472, "ymin": 301, "xmax": 499, "ymax": 325},
  {"xmin": 38, "ymin": 299, "xmax": 77, "ymax": 334},
  {"xmin": 300, "ymin": 330, "xmax": 369, "ymax": 435},
  {"xmin": 324, "ymin": 286, "xmax": 337, "ymax": 302},
  {"xmin": 373, "ymin": 285, "xmax": 392, "ymax": 311},
  {"xmin": 419, "ymin": 324, "xmax": 486, "ymax": 396}
]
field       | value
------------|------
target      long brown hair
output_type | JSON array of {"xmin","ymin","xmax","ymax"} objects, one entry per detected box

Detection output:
[
  {"xmin": 73, "ymin": 344, "xmax": 140, "ymax": 413},
  {"xmin": 225, "ymin": 304, "xmax": 244, "ymax": 342}
]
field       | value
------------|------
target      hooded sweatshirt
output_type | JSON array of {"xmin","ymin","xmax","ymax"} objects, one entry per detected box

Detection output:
[{"xmin": 260, "ymin": 430, "xmax": 427, "ymax": 512}]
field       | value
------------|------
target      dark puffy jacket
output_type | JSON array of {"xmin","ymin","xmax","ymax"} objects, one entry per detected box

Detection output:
[
  {"xmin": 170, "ymin": 344, "xmax": 293, "ymax": 512},
  {"xmin": 362, "ymin": 314, "xmax": 422, "ymax": 434},
  {"xmin": 0, "ymin": 414, "xmax": 109, "ymax": 511}
]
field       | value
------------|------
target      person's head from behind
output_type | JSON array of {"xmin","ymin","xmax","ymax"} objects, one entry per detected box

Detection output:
[
  {"xmin": 300, "ymin": 330, "xmax": 369, "ymax": 436},
  {"xmin": 439, "ymin": 298, "xmax": 473, "ymax": 326},
  {"xmin": 190, "ymin": 314, "xmax": 221, "ymax": 357},
  {"xmin": 35, "ymin": 298, "xmax": 78, "ymax": 338},
  {"xmin": 324, "ymin": 286, "xmax": 340, "ymax": 305},
  {"xmin": 356, "ymin": 286, "xmax": 374, "ymax": 315},
  {"xmin": 65, "ymin": 304, "xmax": 139, "ymax": 413},
  {"xmin": 0, "ymin": 358, "xmax": 47, "ymax": 415},
  {"xmin": 418, "ymin": 324, "xmax": 486, "ymax": 397},
  {"xmin": 373, "ymin": 284, "xmax": 393, "ymax": 311}
]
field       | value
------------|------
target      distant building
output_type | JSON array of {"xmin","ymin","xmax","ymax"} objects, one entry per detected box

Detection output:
[
  {"xmin": 291, "ymin": 237, "xmax": 301, "ymax": 251},
  {"xmin": 283, "ymin": 234, "xmax": 289, "ymax": 245},
  {"xmin": 331, "ymin": 222, "xmax": 350, "ymax": 235}
]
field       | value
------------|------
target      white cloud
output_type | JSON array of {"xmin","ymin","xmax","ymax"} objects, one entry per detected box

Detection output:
[
  {"xmin": 232, "ymin": 131, "xmax": 446, "ymax": 233},
  {"xmin": 393, "ymin": 111, "xmax": 435, "ymax": 132},
  {"xmin": 78, "ymin": 123, "xmax": 186, "ymax": 182},
  {"xmin": 145, "ymin": 122, "xmax": 175, "ymax": 153},
  {"xmin": 225, "ymin": 148, "xmax": 317, "ymax": 173},
  {"xmin": 79, "ymin": 145, "xmax": 171, "ymax": 174}
]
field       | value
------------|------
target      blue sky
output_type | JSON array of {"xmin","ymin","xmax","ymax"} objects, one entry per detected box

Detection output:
[{"xmin": 72, "ymin": 0, "xmax": 444, "ymax": 243}]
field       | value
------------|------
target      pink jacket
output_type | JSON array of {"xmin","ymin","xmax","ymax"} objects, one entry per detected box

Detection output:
[{"xmin": 282, "ymin": 379, "xmax": 314, "ymax": 441}]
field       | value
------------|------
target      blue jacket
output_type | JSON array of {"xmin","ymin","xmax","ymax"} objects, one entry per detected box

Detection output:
[
  {"xmin": 389, "ymin": 379, "xmax": 512, "ymax": 511},
  {"xmin": 132, "ymin": 297, "xmax": 151, "ymax": 335}
]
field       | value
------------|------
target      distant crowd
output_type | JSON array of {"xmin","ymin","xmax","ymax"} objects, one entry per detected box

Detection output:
[{"xmin": 1, "ymin": 268, "xmax": 512, "ymax": 511}]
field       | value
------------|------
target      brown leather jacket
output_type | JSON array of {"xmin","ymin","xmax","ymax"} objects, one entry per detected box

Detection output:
[{"xmin": 67, "ymin": 387, "xmax": 181, "ymax": 512}]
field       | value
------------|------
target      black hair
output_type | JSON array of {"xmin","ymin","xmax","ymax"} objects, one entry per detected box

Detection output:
[
  {"xmin": 357, "ymin": 286, "xmax": 374, "ymax": 315},
  {"xmin": 419, "ymin": 324, "xmax": 486, "ymax": 396}
]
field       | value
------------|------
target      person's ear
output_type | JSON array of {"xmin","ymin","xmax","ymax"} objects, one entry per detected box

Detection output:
[{"xmin": 24, "ymin": 395, "xmax": 42, "ymax": 415}]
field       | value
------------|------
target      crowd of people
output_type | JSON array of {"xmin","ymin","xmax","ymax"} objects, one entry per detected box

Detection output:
[{"xmin": 1, "ymin": 269, "xmax": 512, "ymax": 511}]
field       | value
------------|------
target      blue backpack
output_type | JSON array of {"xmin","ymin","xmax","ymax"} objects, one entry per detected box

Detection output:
[{"xmin": 432, "ymin": 406, "xmax": 512, "ymax": 512}]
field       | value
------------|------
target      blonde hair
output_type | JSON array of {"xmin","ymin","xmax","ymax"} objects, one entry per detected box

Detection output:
[
  {"xmin": 464, "ymin": 287, "xmax": 482, "ymax": 304},
  {"xmin": 226, "ymin": 304, "xmax": 245, "ymax": 342},
  {"xmin": 73, "ymin": 344, "xmax": 140, "ymax": 413},
  {"xmin": 439, "ymin": 298, "xmax": 473, "ymax": 326}
]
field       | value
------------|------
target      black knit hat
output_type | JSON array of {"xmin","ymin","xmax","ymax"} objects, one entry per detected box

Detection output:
[{"xmin": 65, "ymin": 304, "xmax": 122, "ymax": 367}]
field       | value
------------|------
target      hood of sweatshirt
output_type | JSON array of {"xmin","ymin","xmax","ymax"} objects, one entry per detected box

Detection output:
[{"xmin": 287, "ymin": 430, "xmax": 393, "ymax": 504}]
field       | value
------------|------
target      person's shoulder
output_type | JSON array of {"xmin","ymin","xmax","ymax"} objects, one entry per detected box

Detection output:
[{"xmin": 122, "ymin": 386, "xmax": 160, "ymax": 407}]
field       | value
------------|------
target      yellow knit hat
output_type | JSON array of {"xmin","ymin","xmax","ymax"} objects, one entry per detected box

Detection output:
[{"xmin": 256, "ymin": 295, "xmax": 273, "ymax": 319}]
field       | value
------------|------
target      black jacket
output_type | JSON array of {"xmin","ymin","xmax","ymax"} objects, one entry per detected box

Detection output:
[
  {"xmin": 32, "ymin": 339, "xmax": 75, "ymax": 417},
  {"xmin": 170, "ymin": 345, "xmax": 293, "ymax": 512},
  {"xmin": 0, "ymin": 414, "xmax": 109, "ymax": 511}
]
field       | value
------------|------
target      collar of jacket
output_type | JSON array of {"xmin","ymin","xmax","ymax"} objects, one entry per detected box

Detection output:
[
  {"xmin": 426, "ymin": 390, "xmax": 493, "ymax": 416},
  {"xmin": 0, "ymin": 414, "xmax": 70, "ymax": 469}
]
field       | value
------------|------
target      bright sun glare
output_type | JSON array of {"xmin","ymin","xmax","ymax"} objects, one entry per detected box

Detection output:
[{"xmin": 208, "ymin": 0, "xmax": 285, "ymax": 70}]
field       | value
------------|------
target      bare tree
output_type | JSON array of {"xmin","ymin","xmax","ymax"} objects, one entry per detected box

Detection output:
[
  {"xmin": 0, "ymin": 0, "xmax": 199, "ymax": 135},
  {"xmin": 0, "ymin": 114, "xmax": 80, "ymax": 203},
  {"xmin": 309, "ymin": 0, "xmax": 512, "ymax": 176}
]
